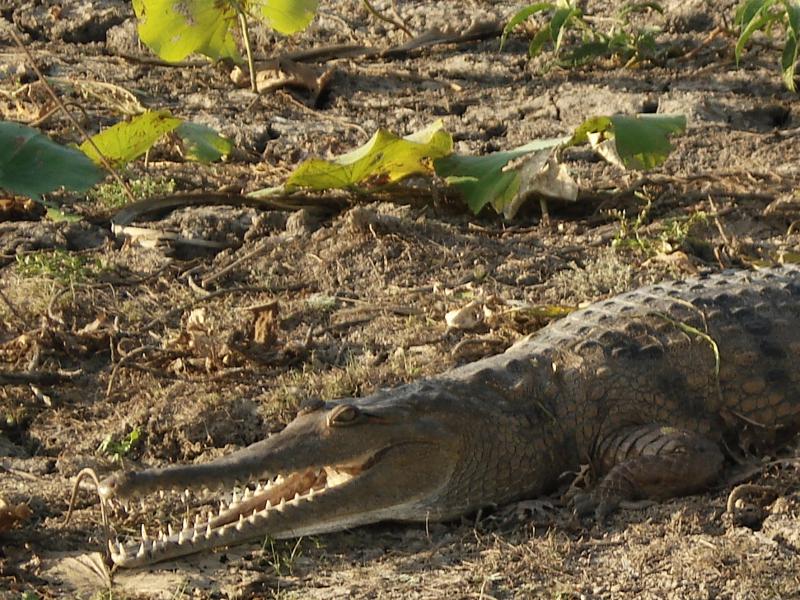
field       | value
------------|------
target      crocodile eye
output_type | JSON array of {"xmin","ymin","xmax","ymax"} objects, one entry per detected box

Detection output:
[{"xmin": 328, "ymin": 404, "xmax": 361, "ymax": 426}]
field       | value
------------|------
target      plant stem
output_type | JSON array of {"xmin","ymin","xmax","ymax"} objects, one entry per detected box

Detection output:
[
  {"xmin": 362, "ymin": 0, "xmax": 413, "ymax": 39},
  {"xmin": 239, "ymin": 11, "xmax": 258, "ymax": 93}
]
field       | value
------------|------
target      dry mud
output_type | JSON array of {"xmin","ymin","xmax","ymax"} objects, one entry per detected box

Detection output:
[{"xmin": 1, "ymin": 0, "xmax": 800, "ymax": 598}]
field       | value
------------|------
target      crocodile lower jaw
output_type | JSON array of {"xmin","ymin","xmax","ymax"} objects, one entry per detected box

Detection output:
[{"xmin": 108, "ymin": 462, "xmax": 367, "ymax": 567}]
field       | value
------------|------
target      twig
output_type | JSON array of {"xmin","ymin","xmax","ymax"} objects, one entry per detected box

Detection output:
[
  {"xmin": 0, "ymin": 369, "xmax": 82, "ymax": 386},
  {"xmin": 362, "ymin": 0, "xmax": 414, "ymax": 38},
  {"xmin": 143, "ymin": 286, "xmax": 278, "ymax": 330},
  {"xmin": 238, "ymin": 11, "xmax": 258, "ymax": 93},
  {"xmin": 106, "ymin": 345, "xmax": 159, "ymax": 397},
  {"xmin": 5, "ymin": 24, "xmax": 136, "ymax": 205}
]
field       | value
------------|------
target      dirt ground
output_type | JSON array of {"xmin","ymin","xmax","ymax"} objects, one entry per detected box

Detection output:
[{"xmin": 2, "ymin": 0, "xmax": 800, "ymax": 598}]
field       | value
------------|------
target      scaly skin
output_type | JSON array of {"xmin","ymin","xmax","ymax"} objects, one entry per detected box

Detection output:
[{"xmin": 95, "ymin": 266, "xmax": 800, "ymax": 567}]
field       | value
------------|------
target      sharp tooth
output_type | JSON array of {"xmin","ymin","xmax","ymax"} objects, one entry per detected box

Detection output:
[
  {"xmin": 308, "ymin": 487, "xmax": 315, "ymax": 498},
  {"xmin": 141, "ymin": 525, "xmax": 149, "ymax": 541},
  {"xmin": 277, "ymin": 498, "xmax": 286, "ymax": 511},
  {"xmin": 168, "ymin": 523, "xmax": 175, "ymax": 537},
  {"xmin": 192, "ymin": 529, "xmax": 200, "ymax": 542},
  {"xmin": 292, "ymin": 492, "xmax": 301, "ymax": 505},
  {"xmin": 178, "ymin": 530, "xmax": 187, "ymax": 544},
  {"xmin": 256, "ymin": 482, "xmax": 264, "ymax": 492},
  {"xmin": 237, "ymin": 514, "xmax": 245, "ymax": 531},
  {"xmin": 205, "ymin": 522, "xmax": 212, "ymax": 538},
  {"xmin": 231, "ymin": 489, "xmax": 240, "ymax": 504},
  {"xmin": 275, "ymin": 475, "xmax": 284, "ymax": 484},
  {"xmin": 137, "ymin": 542, "xmax": 146, "ymax": 558},
  {"xmin": 265, "ymin": 500, "xmax": 272, "ymax": 510},
  {"xmin": 243, "ymin": 487, "xmax": 253, "ymax": 500},
  {"xmin": 158, "ymin": 528, "xmax": 166, "ymax": 541},
  {"xmin": 195, "ymin": 514, "xmax": 202, "ymax": 528},
  {"xmin": 182, "ymin": 517, "xmax": 189, "ymax": 531},
  {"xmin": 219, "ymin": 501, "xmax": 226, "ymax": 516}
]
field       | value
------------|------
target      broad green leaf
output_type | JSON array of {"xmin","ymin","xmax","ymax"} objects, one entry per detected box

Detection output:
[
  {"xmin": 612, "ymin": 114, "xmax": 685, "ymax": 169},
  {"xmin": 571, "ymin": 114, "xmax": 685, "ymax": 170},
  {"xmin": 176, "ymin": 122, "xmax": 233, "ymax": 162},
  {"xmin": 80, "ymin": 110, "xmax": 182, "ymax": 167},
  {"xmin": 285, "ymin": 121, "xmax": 453, "ymax": 190},
  {"xmin": 0, "ymin": 122, "xmax": 104, "ymax": 199},
  {"xmin": 434, "ymin": 137, "xmax": 569, "ymax": 214},
  {"xmin": 254, "ymin": 0, "xmax": 319, "ymax": 35},
  {"xmin": 132, "ymin": 0, "xmax": 240, "ymax": 62},
  {"xmin": 500, "ymin": 3, "xmax": 555, "ymax": 49}
]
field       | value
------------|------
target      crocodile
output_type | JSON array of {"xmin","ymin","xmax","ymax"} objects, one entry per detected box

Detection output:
[{"xmin": 93, "ymin": 266, "xmax": 800, "ymax": 567}]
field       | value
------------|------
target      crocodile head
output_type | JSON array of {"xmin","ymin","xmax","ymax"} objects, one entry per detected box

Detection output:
[{"xmin": 98, "ymin": 384, "xmax": 466, "ymax": 567}]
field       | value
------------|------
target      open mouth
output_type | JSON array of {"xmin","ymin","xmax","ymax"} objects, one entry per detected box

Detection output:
[{"xmin": 104, "ymin": 461, "xmax": 369, "ymax": 567}]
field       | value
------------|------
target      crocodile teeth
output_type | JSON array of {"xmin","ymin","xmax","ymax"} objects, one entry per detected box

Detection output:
[
  {"xmin": 141, "ymin": 525, "xmax": 149, "ymax": 541},
  {"xmin": 182, "ymin": 517, "xmax": 189, "ymax": 531},
  {"xmin": 277, "ymin": 498, "xmax": 286, "ymax": 511},
  {"xmin": 236, "ymin": 514, "xmax": 245, "ymax": 531},
  {"xmin": 308, "ymin": 487, "xmax": 315, "ymax": 499},
  {"xmin": 255, "ymin": 482, "xmax": 264, "ymax": 492},
  {"xmin": 218, "ymin": 501, "xmax": 226, "ymax": 516},
  {"xmin": 178, "ymin": 530, "xmax": 187, "ymax": 544},
  {"xmin": 231, "ymin": 489, "xmax": 240, "ymax": 504},
  {"xmin": 168, "ymin": 523, "xmax": 175, "ymax": 537},
  {"xmin": 192, "ymin": 529, "xmax": 200, "ymax": 543},
  {"xmin": 205, "ymin": 522, "xmax": 212, "ymax": 539},
  {"xmin": 292, "ymin": 492, "xmax": 301, "ymax": 505},
  {"xmin": 243, "ymin": 487, "xmax": 253, "ymax": 500},
  {"xmin": 137, "ymin": 542, "xmax": 147, "ymax": 558}
]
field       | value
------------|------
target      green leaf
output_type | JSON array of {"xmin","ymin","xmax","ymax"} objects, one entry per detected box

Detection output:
[
  {"xmin": 500, "ymin": 3, "xmax": 556, "ymax": 49},
  {"xmin": 176, "ymin": 122, "xmax": 233, "ymax": 162},
  {"xmin": 569, "ymin": 115, "xmax": 614, "ymax": 146},
  {"xmin": 612, "ymin": 114, "xmax": 685, "ymax": 169},
  {"xmin": 572, "ymin": 114, "xmax": 686, "ymax": 170},
  {"xmin": 550, "ymin": 6, "xmax": 581, "ymax": 55},
  {"xmin": 735, "ymin": 0, "xmax": 771, "ymax": 27},
  {"xmin": 735, "ymin": 0, "xmax": 779, "ymax": 63},
  {"xmin": 254, "ymin": 0, "xmax": 319, "ymax": 35},
  {"xmin": 0, "ymin": 122, "xmax": 104, "ymax": 199},
  {"xmin": 80, "ymin": 110, "xmax": 182, "ymax": 167},
  {"xmin": 132, "ymin": 0, "xmax": 240, "ymax": 62},
  {"xmin": 434, "ymin": 138, "xmax": 569, "ymax": 214},
  {"xmin": 285, "ymin": 121, "xmax": 453, "ymax": 190},
  {"xmin": 782, "ymin": 1, "xmax": 800, "ymax": 90}
]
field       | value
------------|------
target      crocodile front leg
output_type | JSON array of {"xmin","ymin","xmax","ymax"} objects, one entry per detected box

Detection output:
[{"xmin": 574, "ymin": 425, "xmax": 725, "ymax": 520}]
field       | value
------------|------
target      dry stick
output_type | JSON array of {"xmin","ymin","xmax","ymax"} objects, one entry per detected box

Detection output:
[
  {"xmin": 106, "ymin": 345, "xmax": 159, "ymax": 398},
  {"xmin": 238, "ymin": 11, "xmax": 258, "ymax": 93},
  {"xmin": 362, "ymin": 0, "xmax": 413, "ymax": 39},
  {"xmin": 6, "ymin": 25, "xmax": 137, "ymax": 205}
]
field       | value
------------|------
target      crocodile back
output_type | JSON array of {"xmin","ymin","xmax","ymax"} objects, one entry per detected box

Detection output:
[{"xmin": 516, "ymin": 266, "xmax": 800, "ymax": 449}]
